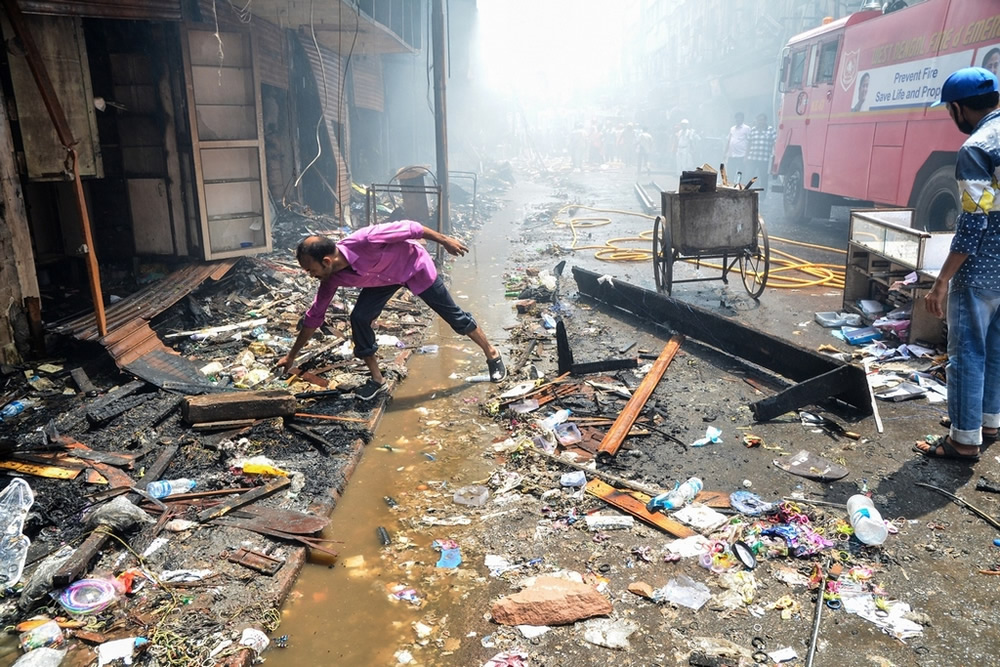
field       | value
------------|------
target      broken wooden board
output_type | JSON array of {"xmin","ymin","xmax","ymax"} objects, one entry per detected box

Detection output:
[
  {"xmin": 585, "ymin": 478, "xmax": 695, "ymax": 538},
  {"xmin": 597, "ymin": 335, "xmax": 683, "ymax": 461},
  {"xmin": 196, "ymin": 477, "xmax": 291, "ymax": 523},
  {"xmin": 750, "ymin": 365, "xmax": 858, "ymax": 422},
  {"xmin": 182, "ymin": 390, "xmax": 296, "ymax": 424},
  {"xmin": 0, "ymin": 459, "xmax": 80, "ymax": 479}
]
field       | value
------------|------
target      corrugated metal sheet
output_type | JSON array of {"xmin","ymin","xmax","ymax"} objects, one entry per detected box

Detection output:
[
  {"xmin": 254, "ymin": 17, "xmax": 287, "ymax": 89},
  {"xmin": 48, "ymin": 260, "xmax": 237, "ymax": 342},
  {"xmin": 351, "ymin": 55, "xmax": 384, "ymax": 112},
  {"xmin": 19, "ymin": 0, "xmax": 181, "ymax": 21},
  {"xmin": 298, "ymin": 32, "xmax": 351, "ymax": 216}
]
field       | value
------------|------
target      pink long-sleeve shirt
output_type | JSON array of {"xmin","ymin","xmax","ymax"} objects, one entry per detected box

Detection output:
[{"xmin": 302, "ymin": 221, "xmax": 436, "ymax": 329}]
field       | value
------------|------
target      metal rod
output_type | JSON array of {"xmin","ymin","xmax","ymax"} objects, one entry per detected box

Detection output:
[
  {"xmin": 915, "ymin": 482, "xmax": 1000, "ymax": 531},
  {"xmin": 805, "ymin": 573, "xmax": 827, "ymax": 667}
]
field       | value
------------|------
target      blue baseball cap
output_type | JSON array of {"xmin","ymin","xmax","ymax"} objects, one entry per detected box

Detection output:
[{"xmin": 932, "ymin": 67, "xmax": 999, "ymax": 106}]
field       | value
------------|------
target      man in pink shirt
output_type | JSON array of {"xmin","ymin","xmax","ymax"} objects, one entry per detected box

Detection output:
[{"xmin": 276, "ymin": 221, "xmax": 506, "ymax": 400}]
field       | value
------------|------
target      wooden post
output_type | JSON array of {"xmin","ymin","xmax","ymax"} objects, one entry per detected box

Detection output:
[{"xmin": 0, "ymin": 79, "xmax": 41, "ymax": 361}]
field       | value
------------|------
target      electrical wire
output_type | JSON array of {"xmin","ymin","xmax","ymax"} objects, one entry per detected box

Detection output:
[{"xmin": 552, "ymin": 204, "xmax": 846, "ymax": 289}]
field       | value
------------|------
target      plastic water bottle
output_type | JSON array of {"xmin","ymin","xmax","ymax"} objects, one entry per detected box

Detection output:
[
  {"xmin": 537, "ymin": 409, "xmax": 571, "ymax": 432},
  {"xmin": 646, "ymin": 477, "xmax": 703, "ymax": 513},
  {"xmin": 417, "ymin": 345, "xmax": 439, "ymax": 354},
  {"xmin": 846, "ymin": 494, "xmax": 888, "ymax": 545},
  {"xmin": 0, "ymin": 399, "xmax": 34, "ymax": 421},
  {"xmin": 146, "ymin": 479, "xmax": 196, "ymax": 499}
]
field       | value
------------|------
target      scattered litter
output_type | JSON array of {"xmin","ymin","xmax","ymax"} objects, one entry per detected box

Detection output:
[
  {"xmin": 581, "ymin": 618, "xmax": 638, "ymax": 650},
  {"xmin": 767, "ymin": 646, "xmax": 799, "ymax": 663},
  {"xmin": 672, "ymin": 503, "xmax": 729, "ymax": 532},
  {"xmin": 690, "ymin": 426, "xmax": 722, "ymax": 447},
  {"xmin": 652, "ymin": 575, "xmax": 711, "ymax": 610},
  {"xmin": 97, "ymin": 637, "xmax": 148, "ymax": 667},
  {"xmin": 453, "ymin": 486, "xmax": 489, "ymax": 506},
  {"xmin": 584, "ymin": 514, "xmax": 634, "ymax": 531}
]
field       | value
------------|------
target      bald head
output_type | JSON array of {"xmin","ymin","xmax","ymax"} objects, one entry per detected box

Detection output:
[
  {"xmin": 296, "ymin": 235, "xmax": 350, "ymax": 280},
  {"xmin": 296, "ymin": 235, "xmax": 338, "ymax": 263}
]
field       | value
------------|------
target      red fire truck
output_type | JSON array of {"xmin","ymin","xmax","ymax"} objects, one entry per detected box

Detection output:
[{"xmin": 773, "ymin": 0, "xmax": 1000, "ymax": 230}]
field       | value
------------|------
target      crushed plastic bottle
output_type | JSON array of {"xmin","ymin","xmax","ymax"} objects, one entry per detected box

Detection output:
[
  {"xmin": 846, "ymin": 494, "xmax": 888, "ymax": 546},
  {"xmin": 0, "ymin": 399, "xmax": 35, "ymax": 421},
  {"xmin": 417, "ymin": 345, "xmax": 439, "ymax": 354},
  {"xmin": 646, "ymin": 477, "xmax": 703, "ymax": 513},
  {"xmin": 0, "ymin": 478, "xmax": 34, "ymax": 587},
  {"xmin": 537, "ymin": 409, "xmax": 571, "ymax": 432},
  {"xmin": 145, "ymin": 479, "xmax": 197, "ymax": 499}
]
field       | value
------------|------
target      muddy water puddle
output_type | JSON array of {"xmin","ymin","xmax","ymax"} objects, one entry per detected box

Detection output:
[{"xmin": 268, "ymin": 217, "xmax": 522, "ymax": 665}]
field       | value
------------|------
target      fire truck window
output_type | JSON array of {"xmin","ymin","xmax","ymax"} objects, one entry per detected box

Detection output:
[
  {"xmin": 788, "ymin": 50, "xmax": 807, "ymax": 90},
  {"xmin": 816, "ymin": 40, "xmax": 839, "ymax": 84}
]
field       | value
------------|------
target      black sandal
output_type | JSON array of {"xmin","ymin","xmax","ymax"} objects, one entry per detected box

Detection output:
[
  {"xmin": 939, "ymin": 417, "xmax": 997, "ymax": 443},
  {"xmin": 487, "ymin": 354, "xmax": 507, "ymax": 382},
  {"xmin": 912, "ymin": 435, "xmax": 980, "ymax": 462}
]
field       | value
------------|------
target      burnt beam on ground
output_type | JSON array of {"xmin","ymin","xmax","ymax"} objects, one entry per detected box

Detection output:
[
  {"xmin": 571, "ymin": 267, "xmax": 871, "ymax": 419},
  {"xmin": 182, "ymin": 390, "xmax": 297, "ymax": 424}
]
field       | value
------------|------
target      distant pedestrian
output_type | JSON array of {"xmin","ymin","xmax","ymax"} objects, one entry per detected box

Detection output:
[
  {"xmin": 746, "ymin": 114, "xmax": 776, "ymax": 198},
  {"xmin": 914, "ymin": 67, "xmax": 1000, "ymax": 462},
  {"xmin": 675, "ymin": 119, "xmax": 699, "ymax": 172},
  {"xmin": 723, "ymin": 112, "xmax": 751, "ymax": 181},
  {"xmin": 636, "ymin": 127, "xmax": 653, "ymax": 176}
]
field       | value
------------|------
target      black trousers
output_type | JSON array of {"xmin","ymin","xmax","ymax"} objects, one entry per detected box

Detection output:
[{"xmin": 350, "ymin": 275, "xmax": 478, "ymax": 358}]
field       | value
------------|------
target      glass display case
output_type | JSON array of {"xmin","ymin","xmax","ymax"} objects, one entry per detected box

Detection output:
[{"xmin": 843, "ymin": 209, "xmax": 954, "ymax": 345}]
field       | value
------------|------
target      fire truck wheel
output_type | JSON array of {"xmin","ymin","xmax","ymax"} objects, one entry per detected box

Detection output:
[
  {"xmin": 912, "ymin": 166, "xmax": 959, "ymax": 232},
  {"xmin": 782, "ymin": 158, "xmax": 808, "ymax": 223}
]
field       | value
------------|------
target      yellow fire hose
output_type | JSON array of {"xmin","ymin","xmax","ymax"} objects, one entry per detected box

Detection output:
[{"xmin": 552, "ymin": 204, "xmax": 845, "ymax": 289}]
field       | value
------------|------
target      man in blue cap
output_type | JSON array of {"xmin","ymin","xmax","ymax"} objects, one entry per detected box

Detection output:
[{"xmin": 914, "ymin": 67, "xmax": 1000, "ymax": 462}]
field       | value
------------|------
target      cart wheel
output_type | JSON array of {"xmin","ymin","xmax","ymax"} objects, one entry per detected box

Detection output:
[
  {"xmin": 739, "ymin": 216, "xmax": 770, "ymax": 299},
  {"xmin": 652, "ymin": 216, "xmax": 674, "ymax": 295}
]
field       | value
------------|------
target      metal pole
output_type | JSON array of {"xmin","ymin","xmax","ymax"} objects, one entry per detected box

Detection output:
[
  {"xmin": 805, "ymin": 573, "xmax": 827, "ymax": 667},
  {"xmin": 431, "ymin": 0, "xmax": 450, "ymax": 235}
]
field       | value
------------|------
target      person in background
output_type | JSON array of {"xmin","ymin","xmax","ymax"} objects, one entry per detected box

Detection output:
[
  {"xmin": 675, "ymin": 119, "xmax": 699, "ymax": 172},
  {"xmin": 745, "ymin": 113, "xmax": 777, "ymax": 199},
  {"xmin": 277, "ymin": 221, "xmax": 506, "ymax": 400},
  {"xmin": 622, "ymin": 123, "xmax": 637, "ymax": 168},
  {"xmin": 636, "ymin": 126, "xmax": 653, "ymax": 177},
  {"xmin": 914, "ymin": 67, "xmax": 1000, "ymax": 462},
  {"xmin": 723, "ymin": 112, "xmax": 751, "ymax": 180}
]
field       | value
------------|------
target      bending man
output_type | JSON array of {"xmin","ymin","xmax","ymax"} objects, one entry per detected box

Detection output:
[{"xmin": 277, "ymin": 221, "xmax": 506, "ymax": 400}]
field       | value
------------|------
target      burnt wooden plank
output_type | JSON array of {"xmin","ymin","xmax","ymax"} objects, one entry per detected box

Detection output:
[
  {"xmin": 750, "ymin": 365, "xmax": 857, "ymax": 422},
  {"xmin": 182, "ymin": 390, "xmax": 296, "ymax": 423},
  {"xmin": 196, "ymin": 477, "xmax": 291, "ymax": 523}
]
